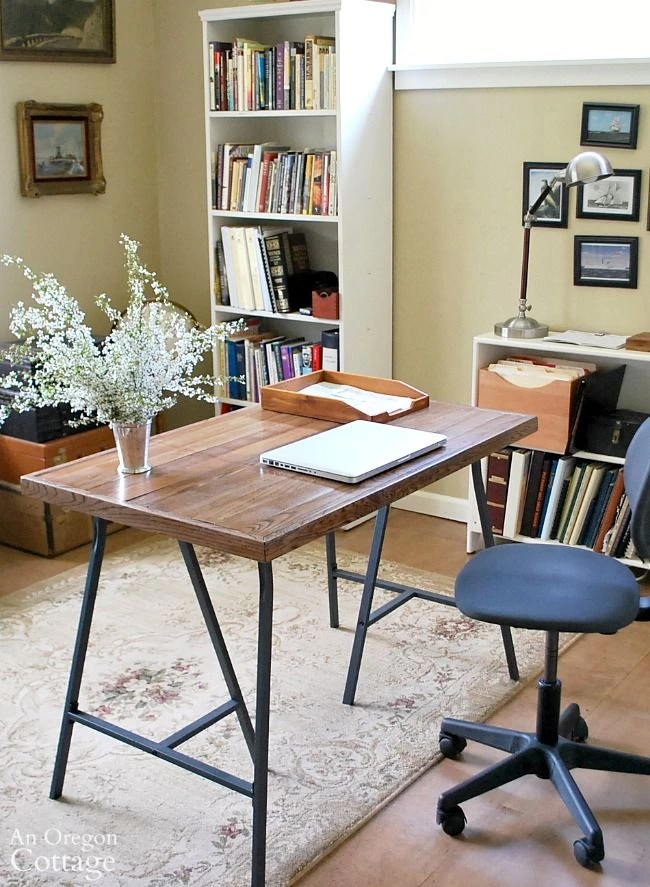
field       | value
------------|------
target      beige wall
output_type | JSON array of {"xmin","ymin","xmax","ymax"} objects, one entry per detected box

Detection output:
[
  {"xmin": 0, "ymin": 0, "xmax": 159, "ymax": 341},
  {"xmin": 394, "ymin": 85, "xmax": 650, "ymax": 498},
  {"xmin": 1, "ymin": 3, "xmax": 648, "ymax": 480}
]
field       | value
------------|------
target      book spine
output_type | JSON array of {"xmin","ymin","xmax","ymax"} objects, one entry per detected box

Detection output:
[
  {"xmin": 264, "ymin": 233, "xmax": 291, "ymax": 313},
  {"xmin": 485, "ymin": 450, "xmax": 511, "ymax": 536}
]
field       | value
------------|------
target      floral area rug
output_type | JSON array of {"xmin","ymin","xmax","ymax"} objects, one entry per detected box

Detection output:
[{"xmin": 0, "ymin": 536, "xmax": 573, "ymax": 886}]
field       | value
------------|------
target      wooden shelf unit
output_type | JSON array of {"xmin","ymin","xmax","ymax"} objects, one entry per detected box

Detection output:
[
  {"xmin": 199, "ymin": 1, "xmax": 395, "ymax": 408},
  {"xmin": 467, "ymin": 332, "xmax": 650, "ymax": 568}
]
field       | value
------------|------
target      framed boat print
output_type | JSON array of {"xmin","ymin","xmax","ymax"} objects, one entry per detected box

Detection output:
[
  {"xmin": 17, "ymin": 101, "xmax": 106, "ymax": 198},
  {"xmin": 580, "ymin": 102, "xmax": 639, "ymax": 149},
  {"xmin": 574, "ymin": 236, "xmax": 638, "ymax": 289},
  {"xmin": 576, "ymin": 169, "xmax": 641, "ymax": 222},
  {"xmin": 0, "ymin": 0, "xmax": 115, "ymax": 63}
]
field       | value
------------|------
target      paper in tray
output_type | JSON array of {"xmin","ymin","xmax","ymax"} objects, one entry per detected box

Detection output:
[{"xmin": 260, "ymin": 370, "xmax": 429, "ymax": 423}]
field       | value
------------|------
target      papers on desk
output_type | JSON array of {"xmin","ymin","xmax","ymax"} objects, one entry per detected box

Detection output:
[
  {"xmin": 298, "ymin": 381, "xmax": 414, "ymax": 417},
  {"xmin": 544, "ymin": 330, "xmax": 627, "ymax": 350}
]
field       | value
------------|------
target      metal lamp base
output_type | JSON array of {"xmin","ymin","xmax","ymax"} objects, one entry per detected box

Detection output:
[{"xmin": 494, "ymin": 315, "xmax": 549, "ymax": 339}]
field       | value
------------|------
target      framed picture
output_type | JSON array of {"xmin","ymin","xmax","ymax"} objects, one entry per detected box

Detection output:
[
  {"xmin": 576, "ymin": 169, "xmax": 641, "ymax": 222},
  {"xmin": 574, "ymin": 236, "xmax": 638, "ymax": 289},
  {"xmin": 0, "ymin": 0, "xmax": 115, "ymax": 63},
  {"xmin": 522, "ymin": 162, "xmax": 569, "ymax": 228},
  {"xmin": 17, "ymin": 101, "xmax": 105, "ymax": 198},
  {"xmin": 580, "ymin": 102, "xmax": 639, "ymax": 149}
]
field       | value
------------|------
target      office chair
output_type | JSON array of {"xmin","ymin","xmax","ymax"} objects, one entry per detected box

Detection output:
[{"xmin": 436, "ymin": 417, "xmax": 650, "ymax": 868}]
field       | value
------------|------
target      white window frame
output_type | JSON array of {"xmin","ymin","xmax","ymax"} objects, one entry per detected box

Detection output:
[{"xmin": 393, "ymin": 0, "xmax": 650, "ymax": 90}]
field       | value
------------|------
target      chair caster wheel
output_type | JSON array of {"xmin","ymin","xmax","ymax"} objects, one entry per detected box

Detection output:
[
  {"xmin": 439, "ymin": 731, "xmax": 467, "ymax": 758},
  {"xmin": 573, "ymin": 837, "xmax": 604, "ymax": 868},
  {"xmin": 437, "ymin": 804, "xmax": 466, "ymax": 837},
  {"xmin": 571, "ymin": 716, "xmax": 589, "ymax": 743}
]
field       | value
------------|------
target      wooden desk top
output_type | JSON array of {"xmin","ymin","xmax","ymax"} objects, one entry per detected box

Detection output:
[{"xmin": 20, "ymin": 403, "xmax": 536, "ymax": 562}]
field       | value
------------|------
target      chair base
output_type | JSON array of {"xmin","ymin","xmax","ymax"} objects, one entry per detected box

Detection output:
[{"xmin": 436, "ymin": 699, "xmax": 650, "ymax": 868}]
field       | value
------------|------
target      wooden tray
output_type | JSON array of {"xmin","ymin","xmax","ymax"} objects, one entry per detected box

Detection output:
[{"xmin": 260, "ymin": 371, "xmax": 429, "ymax": 423}]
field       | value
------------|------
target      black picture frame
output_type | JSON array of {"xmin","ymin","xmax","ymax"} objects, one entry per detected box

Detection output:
[
  {"xmin": 522, "ymin": 162, "xmax": 569, "ymax": 228},
  {"xmin": 574, "ymin": 236, "xmax": 638, "ymax": 289},
  {"xmin": 576, "ymin": 169, "xmax": 641, "ymax": 222},
  {"xmin": 580, "ymin": 102, "xmax": 639, "ymax": 149},
  {"xmin": 0, "ymin": 0, "xmax": 115, "ymax": 63}
]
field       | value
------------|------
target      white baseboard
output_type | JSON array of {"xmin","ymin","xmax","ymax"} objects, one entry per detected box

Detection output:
[{"xmin": 393, "ymin": 490, "xmax": 468, "ymax": 524}]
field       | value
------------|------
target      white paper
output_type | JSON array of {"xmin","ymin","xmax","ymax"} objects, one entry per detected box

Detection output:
[
  {"xmin": 544, "ymin": 330, "xmax": 626, "ymax": 350},
  {"xmin": 299, "ymin": 381, "xmax": 413, "ymax": 416}
]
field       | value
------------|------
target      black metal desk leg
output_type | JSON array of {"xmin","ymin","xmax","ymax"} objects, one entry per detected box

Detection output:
[
  {"xmin": 471, "ymin": 461, "xmax": 519, "ymax": 682},
  {"xmin": 325, "ymin": 532, "xmax": 340, "ymax": 628},
  {"xmin": 251, "ymin": 561, "xmax": 274, "ymax": 887},
  {"xmin": 50, "ymin": 517, "xmax": 108, "ymax": 800},
  {"xmin": 343, "ymin": 506, "xmax": 390, "ymax": 706},
  {"xmin": 178, "ymin": 541, "xmax": 255, "ymax": 758}
]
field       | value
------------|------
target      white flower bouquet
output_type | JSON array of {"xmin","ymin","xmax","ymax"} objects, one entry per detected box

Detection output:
[{"xmin": 0, "ymin": 234, "xmax": 243, "ymax": 427}]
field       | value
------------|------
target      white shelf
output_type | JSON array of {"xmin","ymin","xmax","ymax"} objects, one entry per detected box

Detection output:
[
  {"xmin": 468, "ymin": 332, "xmax": 648, "ymax": 566},
  {"xmin": 200, "ymin": 0, "xmax": 395, "ymax": 405}
]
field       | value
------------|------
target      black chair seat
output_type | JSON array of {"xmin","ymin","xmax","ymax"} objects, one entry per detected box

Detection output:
[{"xmin": 456, "ymin": 542, "xmax": 639, "ymax": 634}]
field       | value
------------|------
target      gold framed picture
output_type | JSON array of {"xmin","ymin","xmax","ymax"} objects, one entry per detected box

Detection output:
[
  {"xmin": 0, "ymin": 0, "xmax": 115, "ymax": 63},
  {"xmin": 17, "ymin": 101, "xmax": 105, "ymax": 198}
]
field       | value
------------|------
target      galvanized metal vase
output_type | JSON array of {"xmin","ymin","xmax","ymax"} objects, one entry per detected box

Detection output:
[{"xmin": 111, "ymin": 419, "xmax": 153, "ymax": 475}]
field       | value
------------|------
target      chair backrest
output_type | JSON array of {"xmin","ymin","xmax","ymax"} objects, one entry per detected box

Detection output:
[{"xmin": 624, "ymin": 417, "xmax": 650, "ymax": 561}]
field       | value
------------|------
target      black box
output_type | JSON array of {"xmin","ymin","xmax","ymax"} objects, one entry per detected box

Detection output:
[{"xmin": 583, "ymin": 409, "xmax": 649, "ymax": 458}]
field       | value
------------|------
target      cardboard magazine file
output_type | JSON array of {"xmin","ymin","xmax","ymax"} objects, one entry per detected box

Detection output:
[
  {"xmin": 260, "ymin": 370, "xmax": 429, "ymax": 423},
  {"xmin": 477, "ymin": 367, "xmax": 582, "ymax": 454}
]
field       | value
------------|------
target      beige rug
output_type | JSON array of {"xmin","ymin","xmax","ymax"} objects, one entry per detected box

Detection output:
[{"xmin": 0, "ymin": 537, "xmax": 573, "ymax": 886}]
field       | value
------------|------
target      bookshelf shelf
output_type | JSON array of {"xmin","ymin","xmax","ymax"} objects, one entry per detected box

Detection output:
[
  {"xmin": 468, "ymin": 332, "xmax": 650, "ymax": 568},
  {"xmin": 200, "ymin": 1, "xmax": 395, "ymax": 408}
]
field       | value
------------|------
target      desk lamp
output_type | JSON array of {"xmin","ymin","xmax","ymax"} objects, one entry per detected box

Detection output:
[{"xmin": 495, "ymin": 151, "xmax": 613, "ymax": 339}]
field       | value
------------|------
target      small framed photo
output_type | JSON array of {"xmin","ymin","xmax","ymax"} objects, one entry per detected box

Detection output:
[
  {"xmin": 0, "ymin": 0, "xmax": 115, "ymax": 63},
  {"xmin": 576, "ymin": 169, "xmax": 641, "ymax": 222},
  {"xmin": 580, "ymin": 102, "xmax": 639, "ymax": 149},
  {"xmin": 17, "ymin": 101, "xmax": 106, "ymax": 198},
  {"xmin": 522, "ymin": 162, "xmax": 569, "ymax": 228},
  {"xmin": 574, "ymin": 236, "xmax": 638, "ymax": 289}
]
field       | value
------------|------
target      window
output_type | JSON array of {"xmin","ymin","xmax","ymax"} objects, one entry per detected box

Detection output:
[{"xmin": 395, "ymin": 0, "xmax": 650, "ymax": 89}]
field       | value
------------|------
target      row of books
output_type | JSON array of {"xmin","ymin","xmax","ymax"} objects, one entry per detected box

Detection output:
[
  {"xmin": 211, "ymin": 142, "xmax": 337, "ymax": 216},
  {"xmin": 208, "ymin": 35, "xmax": 336, "ymax": 112},
  {"xmin": 215, "ymin": 225, "xmax": 311, "ymax": 314},
  {"xmin": 486, "ymin": 449, "xmax": 637, "ymax": 559},
  {"xmin": 216, "ymin": 320, "xmax": 339, "ymax": 402}
]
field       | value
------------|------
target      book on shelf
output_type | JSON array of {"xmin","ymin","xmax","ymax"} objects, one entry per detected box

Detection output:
[
  {"xmin": 535, "ymin": 456, "xmax": 558, "ymax": 537},
  {"xmin": 519, "ymin": 450, "xmax": 546, "ymax": 538},
  {"xmin": 304, "ymin": 35, "xmax": 335, "ymax": 110},
  {"xmin": 593, "ymin": 469, "xmax": 625, "ymax": 553},
  {"xmin": 556, "ymin": 462, "xmax": 588, "ymax": 544},
  {"xmin": 502, "ymin": 449, "xmax": 531, "ymax": 539},
  {"xmin": 539, "ymin": 456, "xmax": 575, "ymax": 541},
  {"xmin": 604, "ymin": 494, "xmax": 630, "ymax": 556},
  {"xmin": 580, "ymin": 466, "xmax": 618, "ymax": 549},
  {"xmin": 321, "ymin": 328, "xmax": 340, "ymax": 372},
  {"xmin": 567, "ymin": 463, "xmax": 607, "ymax": 546},
  {"xmin": 531, "ymin": 454, "xmax": 554, "ymax": 537},
  {"xmin": 485, "ymin": 449, "xmax": 512, "ymax": 536}
]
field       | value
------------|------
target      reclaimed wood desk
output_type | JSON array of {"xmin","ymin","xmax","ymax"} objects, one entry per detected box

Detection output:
[{"xmin": 21, "ymin": 401, "xmax": 536, "ymax": 887}]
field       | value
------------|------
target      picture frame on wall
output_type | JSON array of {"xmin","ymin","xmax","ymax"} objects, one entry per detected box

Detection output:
[
  {"xmin": 17, "ymin": 101, "xmax": 106, "ymax": 198},
  {"xmin": 580, "ymin": 102, "xmax": 639, "ymax": 149},
  {"xmin": 574, "ymin": 235, "xmax": 638, "ymax": 289},
  {"xmin": 576, "ymin": 169, "xmax": 641, "ymax": 222},
  {"xmin": 522, "ymin": 162, "xmax": 569, "ymax": 228},
  {"xmin": 0, "ymin": 0, "xmax": 115, "ymax": 63}
]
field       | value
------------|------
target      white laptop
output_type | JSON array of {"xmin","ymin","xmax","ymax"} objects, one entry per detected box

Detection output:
[{"xmin": 259, "ymin": 420, "xmax": 447, "ymax": 484}]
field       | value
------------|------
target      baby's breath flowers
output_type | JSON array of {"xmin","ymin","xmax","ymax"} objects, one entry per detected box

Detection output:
[{"xmin": 0, "ymin": 234, "xmax": 243, "ymax": 426}]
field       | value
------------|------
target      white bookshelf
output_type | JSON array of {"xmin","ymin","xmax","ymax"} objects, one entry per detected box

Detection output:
[
  {"xmin": 199, "ymin": 1, "xmax": 395, "ymax": 406},
  {"xmin": 467, "ymin": 332, "xmax": 650, "ymax": 568}
]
